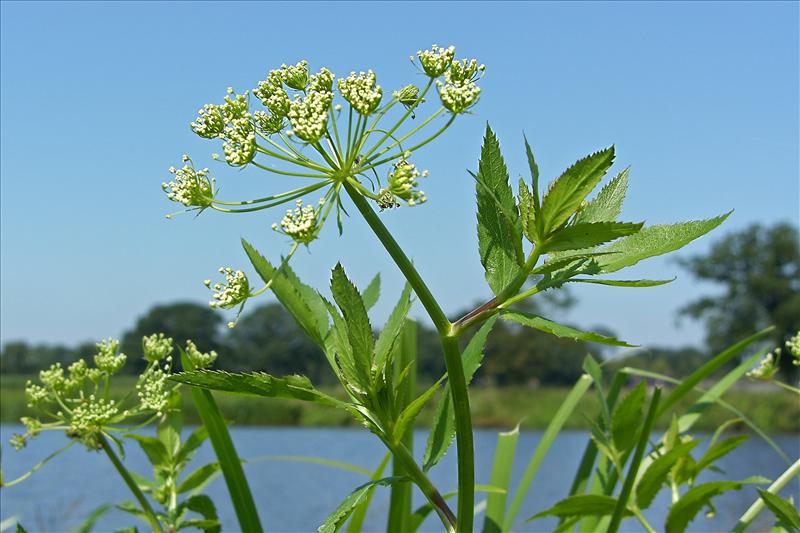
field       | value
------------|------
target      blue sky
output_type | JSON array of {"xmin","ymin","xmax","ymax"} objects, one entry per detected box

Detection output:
[{"xmin": 1, "ymin": 1, "xmax": 798, "ymax": 349}]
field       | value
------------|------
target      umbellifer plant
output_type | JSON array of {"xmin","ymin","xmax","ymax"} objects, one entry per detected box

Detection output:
[{"xmin": 6, "ymin": 44, "xmax": 798, "ymax": 533}]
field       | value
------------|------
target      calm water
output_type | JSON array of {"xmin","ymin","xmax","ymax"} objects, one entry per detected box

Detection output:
[{"xmin": 1, "ymin": 425, "xmax": 797, "ymax": 532}]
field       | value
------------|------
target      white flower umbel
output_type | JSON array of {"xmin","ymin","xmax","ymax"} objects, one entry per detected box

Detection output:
[
  {"xmin": 254, "ymin": 111, "xmax": 285, "ymax": 136},
  {"xmin": 221, "ymin": 87, "xmax": 250, "ymax": 122},
  {"xmin": 137, "ymin": 365, "xmax": 170, "ymax": 415},
  {"xmin": 338, "ymin": 70, "xmax": 383, "ymax": 115},
  {"xmin": 378, "ymin": 159, "xmax": 428, "ymax": 208},
  {"xmin": 206, "ymin": 267, "xmax": 250, "ymax": 309},
  {"xmin": 287, "ymin": 91, "xmax": 332, "ymax": 143},
  {"xmin": 70, "ymin": 396, "xmax": 120, "ymax": 447},
  {"xmin": 279, "ymin": 60, "xmax": 310, "ymax": 90},
  {"xmin": 747, "ymin": 349, "xmax": 780, "ymax": 381},
  {"xmin": 162, "ymin": 163, "xmax": 215, "ymax": 207},
  {"xmin": 273, "ymin": 198, "xmax": 320, "ymax": 244},
  {"xmin": 94, "ymin": 339, "xmax": 127, "ymax": 375},
  {"xmin": 143, "ymin": 333, "xmax": 174, "ymax": 363},
  {"xmin": 185, "ymin": 339, "xmax": 218, "ymax": 369},
  {"xmin": 222, "ymin": 118, "xmax": 257, "ymax": 166},
  {"xmin": 437, "ymin": 57, "xmax": 484, "ymax": 114},
  {"xmin": 39, "ymin": 363, "xmax": 65, "ymax": 390},
  {"xmin": 308, "ymin": 67, "xmax": 335, "ymax": 93},
  {"xmin": 416, "ymin": 44, "xmax": 456, "ymax": 77},
  {"xmin": 254, "ymin": 77, "xmax": 291, "ymax": 117},
  {"xmin": 191, "ymin": 104, "xmax": 226, "ymax": 139}
]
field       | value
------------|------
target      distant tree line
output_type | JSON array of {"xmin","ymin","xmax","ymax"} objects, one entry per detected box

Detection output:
[{"xmin": 2, "ymin": 222, "xmax": 797, "ymax": 382}]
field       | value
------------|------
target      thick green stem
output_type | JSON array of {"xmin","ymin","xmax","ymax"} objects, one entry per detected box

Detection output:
[
  {"xmin": 99, "ymin": 434, "xmax": 165, "ymax": 533},
  {"xmin": 344, "ymin": 183, "xmax": 475, "ymax": 532},
  {"xmin": 733, "ymin": 458, "xmax": 800, "ymax": 532}
]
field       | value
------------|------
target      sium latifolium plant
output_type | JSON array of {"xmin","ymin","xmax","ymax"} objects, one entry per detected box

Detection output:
[
  {"xmin": 5, "ymin": 335, "xmax": 223, "ymax": 533},
  {"xmin": 160, "ymin": 44, "xmax": 745, "ymax": 533}
]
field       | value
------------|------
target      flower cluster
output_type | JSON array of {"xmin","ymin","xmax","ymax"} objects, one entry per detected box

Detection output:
[
  {"xmin": 378, "ymin": 159, "xmax": 428, "ymax": 208},
  {"xmin": 162, "ymin": 161, "xmax": 215, "ymax": 208},
  {"xmin": 416, "ymin": 44, "xmax": 456, "ymax": 77},
  {"xmin": 747, "ymin": 349, "xmax": 780, "ymax": 381},
  {"xmin": 185, "ymin": 339, "xmax": 218, "ymax": 369},
  {"xmin": 222, "ymin": 117, "xmax": 257, "ymax": 167},
  {"xmin": 278, "ymin": 60, "xmax": 310, "ymax": 90},
  {"xmin": 12, "ymin": 335, "xmax": 182, "ymax": 451},
  {"xmin": 94, "ymin": 338, "xmax": 127, "ymax": 374},
  {"xmin": 272, "ymin": 198, "xmax": 321, "ymax": 244},
  {"xmin": 338, "ymin": 70, "xmax": 383, "ymax": 115},
  {"xmin": 437, "ymin": 58, "xmax": 484, "ymax": 114},
  {"xmin": 206, "ymin": 267, "xmax": 250, "ymax": 309},
  {"xmin": 786, "ymin": 331, "xmax": 800, "ymax": 365},
  {"xmin": 143, "ymin": 333, "xmax": 174, "ymax": 363},
  {"xmin": 393, "ymin": 84, "xmax": 422, "ymax": 110},
  {"xmin": 287, "ymin": 91, "xmax": 333, "ymax": 143}
]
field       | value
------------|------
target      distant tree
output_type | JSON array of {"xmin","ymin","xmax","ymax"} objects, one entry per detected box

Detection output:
[
  {"xmin": 604, "ymin": 346, "xmax": 707, "ymax": 379},
  {"xmin": 679, "ymin": 222, "xmax": 800, "ymax": 376},
  {"xmin": 121, "ymin": 302, "xmax": 225, "ymax": 373},
  {"xmin": 223, "ymin": 303, "xmax": 334, "ymax": 383}
]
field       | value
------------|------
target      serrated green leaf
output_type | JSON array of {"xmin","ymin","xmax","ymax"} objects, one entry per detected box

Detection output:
[
  {"xmin": 576, "ymin": 168, "xmax": 630, "ymax": 224},
  {"xmin": 596, "ymin": 212, "xmax": 731, "ymax": 273},
  {"xmin": 170, "ymin": 370, "xmax": 343, "ymax": 406},
  {"xmin": 242, "ymin": 239, "xmax": 328, "ymax": 346},
  {"xmin": 524, "ymin": 135, "xmax": 541, "ymax": 215},
  {"xmin": 543, "ymin": 221, "xmax": 643, "ymax": 252},
  {"xmin": 636, "ymin": 441, "xmax": 699, "ymax": 509},
  {"xmin": 500, "ymin": 310, "xmax": 635, "ymax": 347},
  {"xmin": 666, "ymin": 480, "xmax": 757, "ymax": 533},
  {"xmin": 611, "ymin": 381, "xmax": 647, "ymax": 454},
  {"xmin": 476, "ymin": 125, "xmax": 523, "ymax": 296},
  {"xmin": 330, "ymin": 263, "xmax": 374, "ymax": 381},
  {"xmin": 569, "ymin": 277, "xmax": 674, "ymax": 287},
  {"xmin": 518, "ymin": 178, "xmax": 537, "ymax": 243},
  {"xmin": 177, "ymin": 519, "xmax": 220, "ymax": 532},
  {"xmin": 540, "ymin": 147, "xmax": 615, "ymax": 236},
  {"xmin": 361, "ymin": 274, "xmax": 381, "ymax": 311},
  {"xmin": 423, "ymin": 317, "xmax": 497, "ymax": 471},
  {"xmin": 758, "ymin": 489, "xmax": 800, "ymax": 530},
  {"xmin": 531, "ymin": 252, "xmax": 618, "ymax": 276},
  {"xmin": 395, "ymin": 379, "xmax": 444, "ymax": 441},
  {"xmin": 374, "ymin": 283, "xmax": 412, "ymax": 375},
  {"xmin": 322, "ymin": 297, "xmax": 362, "ymax": 390},
  {"xmin": 177, "ymin": 463, "xmax": 220, "ymax": 494},
  {"xmin": 126, "ymin": 435, "xmax": 169, "ymax": 468},
  {"xmin": 157, "ymin": 409, "xmax": 182, "ymax": 458},
  {"xmin": 318, "ymin": 477, "xmax": 404, "ymax": 533},
  {"xmin": 694, "ymin": 435, "xmax": 748, "ymax": 476},
  {"xmin": 528, "ymin": 495, "xmax": 625, "ymax": 521}
]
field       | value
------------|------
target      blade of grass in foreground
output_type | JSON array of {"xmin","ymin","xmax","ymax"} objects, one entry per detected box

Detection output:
[
  {"xmin": 347, "ymin": 452, "xmax": 391, "ymax": 533},
  {"xmin": 180, "ymin": 350, "xmax": 263, "ymax": 533},
  {"xmin": 482, "ymin": 425, "xmax": 520, "ymax": 533},
  {"xmin": 502, "ymin": 373, "xmax": 594, "ymax": 532},
  {"xmin": 732, "ymin": 459, "xmax": 800, "ymax": 533}
]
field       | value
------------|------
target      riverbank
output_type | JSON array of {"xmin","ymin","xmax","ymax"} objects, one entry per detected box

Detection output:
[{"xmin": 1, "ymin": 375, "xmax": 797, "ymax": 432}]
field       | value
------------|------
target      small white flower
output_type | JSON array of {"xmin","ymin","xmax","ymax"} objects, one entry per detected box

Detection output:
[
  {"xmin": 337, "ymin": 70, "xmax": 383, "ymax": 115},
  {"xmin": 279, "ymin": 60, "xmax": 310, "ymax": 90},
  {"xmin": 185, "ymin": 339, "xmax": 218, "ymax": 369},
  {"xmin": 191, "ymin": 104, "xmax": 226, "ymax": 138},
  {"xmin": 417, "ymin": 44, "xmax": 455, "ymax": 77},
  {"xmin": 274, "ymin": 199, "xmax": 320, "ymax": 244},
  {"xmin": 208, "ymin": 267, "xmax": 249, "ymax": 309},
  {"xmin": 308, "ymin": 67, "xmax": 335, "ymax": 93},
  {"xmin": 747, "ymin": 349, "xmax": 779, "ymax": 381},
  {"xmin": 378, "ymin": 160, "xmax": 427, "ymax": 208},
  {"xmin": 163, "ymin": 163, "xmax": 215, "ymax": 207},
  {"xmin": 94, "ymin": 338, "xmax": 127, "ymax": 375},
  {"xmin": 142, "ymin": 333, "xmax": 173, "ymax": 363},
  {"xmin": 287, "ymin": 91, "xmax": 332, "ymax": 143},
  {"xmin": 222, "ymin": 117, "xmax": 257, "ymax": 166}
]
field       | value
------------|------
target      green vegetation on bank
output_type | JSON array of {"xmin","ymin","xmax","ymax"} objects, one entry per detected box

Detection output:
[{"xmin": 2, "ymin": 375, "xmax": 796, "ymax": 432}]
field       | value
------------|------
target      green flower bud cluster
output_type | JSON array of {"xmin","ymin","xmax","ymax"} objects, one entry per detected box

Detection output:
[
  {"xmin": 205, "ymin": 267, "xmax": 250, "ymax": 309},
  {"xmin": 416, "ymin": 44, "xmax": 456, "ymax": 77},
  {"xmin": 272, "ymin": 198, "xmax": 321, "ymax": 244},
  {"xmin": 437, "ymin": 58, "xmax": 484, "ymax": 114},
  {"xmin": 747, "ymin": 349, "xmax": 780, "ymax": 381},
  {"xmin": 287, "ymin": 91, "xmax": 333, "ymax": 143},
  {"xmin": 379, "ymin": 159, "xmax": 428, "ymax": 208},
  {"xmin": 337, "ymin": 70, "xmax": 383, "ymax": 115},
  {"xmin": 12, "ymin": 335, "xmax": 183, "ymax": 451},
  {"xmin": 162, "ymin": 160, "xmax": 215, "ymax": 208},
  {"xmin": 278, "ymin": 60, "xmax": 310, "ymax": 90},
  {"xmin": 185, "ymin": 339, "xmax": 218, "ymax": 369},
  {"xmin": 143, "ymin": 333, "xmax": 174, "ymax": 363},
  {"xmin": 393, "ymin": 84, "xmax": 422, "ymax": 110},
  {"xmin": 222, "ymin": 117, "xmax": 257, "ymax": 167},
  {"xmin": 94, "ymin": 338, "xmax": 127, "ymax": 374}
]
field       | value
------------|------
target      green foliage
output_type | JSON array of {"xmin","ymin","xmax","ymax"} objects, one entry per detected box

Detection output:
[
  {"xmin": 757, "ymin": 489, "xmax": 800, "ymax": 530},
  {"xmin": 665, "ymin": 479, "xmax": 765, "ymax": 533},
  {"xmin": 475, "ymin": 125, "xmax": 523, "ymax": 295},
  {"xmin": 500, "ymin": 310, "xmax": 633, "ymax": 347},
  {"xmin": 318, "ymin": 477, "xmax": 404, "ymax": 533},
  {"xmin": 482, "ymin": 426, "xmax": 519, "ymax": 533}
]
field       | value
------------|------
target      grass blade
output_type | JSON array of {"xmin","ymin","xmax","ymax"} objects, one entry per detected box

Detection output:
[
  {"xmin": 607, "ymin": 387, "xmax": 661, "ymax": 533},
  {"xmin": 482, "ymin": 425, "xmax": 520, "ymax": 533},
  {"xmin": 502, "ymin": 373, "xmax": 594, "ymax": 531},
  {"xmin": 180, "ymin": 350, "xmax": 263, "ymax": 533},
  {"xmin": 347, "ymin": 452, "xmax": 391, "ymax": 533}
]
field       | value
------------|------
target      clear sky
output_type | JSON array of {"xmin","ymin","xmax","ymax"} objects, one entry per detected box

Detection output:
[{"xmin": 1, "ymin": 1, "xmax": 798, "ymax": 349}]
